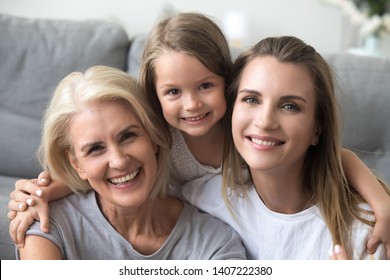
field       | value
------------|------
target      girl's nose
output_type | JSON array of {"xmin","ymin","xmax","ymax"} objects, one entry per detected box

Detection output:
[{"xmin": 183, "ymin": 92, "xmax": 202, "ymax": 111}]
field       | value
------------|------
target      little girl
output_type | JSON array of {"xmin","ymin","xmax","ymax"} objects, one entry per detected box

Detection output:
[
  {"xmin": 139, "ymin": 12, "xmax": 232, "ymax": 189},
  {"xmin": 8, "ymin": 13, "xmax": 390, "ymax": 257}
]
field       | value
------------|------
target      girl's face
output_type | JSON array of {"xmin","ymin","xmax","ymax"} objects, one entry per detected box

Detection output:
[
  {"xmin": 232, "ymin": 56, "xmax": 319, "ymax": 175},
  {"xmin": 67, "ymin": 102, "xmax": 159, "ymax": 210},
  {"xmin": 154, "ymin": 51, "xmax": 226, "ymax": 137}
]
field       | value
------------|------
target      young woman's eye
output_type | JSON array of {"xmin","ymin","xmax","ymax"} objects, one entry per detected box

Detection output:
[
  {"xmin": 168, "ymin": 88, "xmax": 181, "ymax": 96},
  {"xmin": 282, "ymin": 103, "xmax": 300, "ymax": 111},
  {"xmin": 199, "ymin": 82, "xmax": 212, "ymax": 90},
  {"xmin": 242, "ymin": 96, "xmax": 259, "ymax": 104}
]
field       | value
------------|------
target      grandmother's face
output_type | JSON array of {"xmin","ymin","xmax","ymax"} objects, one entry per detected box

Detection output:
[{"xmin": 67, "ymin": 101, "xmax": 159, "ymax": 210}]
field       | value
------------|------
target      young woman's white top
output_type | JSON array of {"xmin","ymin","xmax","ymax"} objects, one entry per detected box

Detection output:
[{"xmin": 182, "ymin": 174, "xmax": 386, "ymax": 260}]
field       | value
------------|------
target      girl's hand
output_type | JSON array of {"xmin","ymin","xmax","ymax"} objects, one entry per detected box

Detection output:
[
  {"xmin": 328, "ymin": 245, "xmax": 348, "ymax": 260},
  {"xmin": 367, "ymin": 208, "xmax": 390, "ymax": 259},
  {"xmin": 8, "ymin": 171, "xmax": 52, "ymax": 247},
  {"xmin": 8, "ymin": 171, "xmax": 51, "ymax": 213},
  {"xmin": 9, "ymin": 197, "xmax": 50, "ymax": 248}
]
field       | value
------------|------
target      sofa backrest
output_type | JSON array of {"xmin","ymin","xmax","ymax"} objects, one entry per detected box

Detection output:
[
  {"xmin": 0, "ymin": 14, "xmax": 130, "ymax": 179},
  {"xmin": 324, "ymin": 53, "xmax": 390, "ymax": 184}
]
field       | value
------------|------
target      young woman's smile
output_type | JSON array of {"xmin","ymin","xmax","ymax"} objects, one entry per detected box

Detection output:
[{"xmin": 232, "ymin": 56, "xmax": 319, "ymax": 173}]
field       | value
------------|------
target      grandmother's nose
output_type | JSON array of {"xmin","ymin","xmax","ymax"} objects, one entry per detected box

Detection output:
[{"xmin": 108, "ymin": 147, "xmax": 129, "ymax": 169}]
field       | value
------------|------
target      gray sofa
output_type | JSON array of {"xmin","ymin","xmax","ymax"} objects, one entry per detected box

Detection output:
[{"xmin": 1, "ymin": 14, "xmax": 389, "ymax": 260}]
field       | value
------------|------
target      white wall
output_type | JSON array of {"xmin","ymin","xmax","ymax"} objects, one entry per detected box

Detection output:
[{"xmin": 0, "ymin": 0, "xmax": 354, "ymax": 53}]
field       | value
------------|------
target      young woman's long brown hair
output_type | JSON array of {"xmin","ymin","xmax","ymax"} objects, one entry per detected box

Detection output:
[{"xmin": 222, "ymin": 36, "xmax": 390, "ymax": 257}]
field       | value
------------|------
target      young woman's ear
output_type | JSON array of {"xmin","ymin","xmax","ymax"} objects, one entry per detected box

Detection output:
[
  {"xmin": 311, "ymin": 125, "xmax": 322, "ymax": 146},
  {"xmin": 153, "ymin": 142, "xmax": 159, "ymax": 154},
  {"xmin": 66, "ymin": 150, "xmax": 87, "ymax": 180}
]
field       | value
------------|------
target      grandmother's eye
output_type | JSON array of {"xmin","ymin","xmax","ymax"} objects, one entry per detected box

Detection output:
[
  {"xmin": 87, "ymin": 145, "xmax": 103, "ymax": 155},
  {"xmin": 120, "ymin": 131, "xmax": 137, "ymax": 142}
]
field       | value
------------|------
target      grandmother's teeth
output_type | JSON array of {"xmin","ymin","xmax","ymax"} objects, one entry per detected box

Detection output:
[{"xmin": 111, "ymin": 169, "xmax": 140, "ymax": 184}]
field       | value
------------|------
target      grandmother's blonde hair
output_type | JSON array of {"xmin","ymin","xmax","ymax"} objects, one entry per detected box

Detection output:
[{"xmin": 38, "ymin": 66, "xmax": 171, "ymax": 198}]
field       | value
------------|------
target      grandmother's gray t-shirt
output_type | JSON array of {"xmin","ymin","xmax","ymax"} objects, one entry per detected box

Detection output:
[{"xmin": 18, "ymin": 191, "xmax": 246, "ymax": 260}]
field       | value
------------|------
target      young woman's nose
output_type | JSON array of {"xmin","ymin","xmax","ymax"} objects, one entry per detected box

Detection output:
[
  {"xmin": 255, "ymin": 105, "xmax": 279, "ymax": 130},
  {"xmin": 108, "ymin": 147, "xmax": 129, "ymax": 169}
]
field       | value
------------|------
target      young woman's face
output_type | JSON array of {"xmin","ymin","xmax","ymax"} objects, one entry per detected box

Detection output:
[
  {"xmin": 232, "ymin": 56, "xmax": 319, "ymax": 174},
  {"xmin": 67, "ymin": 101, "xmax": 159, "ymax": 209},
  {"xmin": 154, "ymin": 51, "xmax": 226, "ymax": 137}
]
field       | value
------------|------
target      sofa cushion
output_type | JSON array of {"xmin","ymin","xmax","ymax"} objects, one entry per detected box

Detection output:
[
  {"xmin": 0, "ymin": 14, "xmax": 130, "ymax": 178},
  {"xmin": 0, "ymin": 175, "xmax": 19, "ymax": 260},
  {"xmin": 324, "ymin": 53, "xmax": 390, "ymax": 183},
  {"xmin": 127, "ymin": 33, "xmax": 147, "ymax": 78}
]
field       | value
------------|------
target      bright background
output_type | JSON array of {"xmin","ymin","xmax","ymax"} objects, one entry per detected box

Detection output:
[{"xmin": 0, "ymin": 0, "xmax": 359, "ymax": 53}]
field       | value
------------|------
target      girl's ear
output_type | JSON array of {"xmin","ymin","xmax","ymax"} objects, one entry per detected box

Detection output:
[{"xmin": 66, "ymin": 150, "xmax": 87, "ymax": 180}]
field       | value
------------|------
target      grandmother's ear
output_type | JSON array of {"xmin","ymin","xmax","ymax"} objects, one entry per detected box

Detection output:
[{"xmin": 66, "ymin": 150, "xmax": 87, "ymax": 180}]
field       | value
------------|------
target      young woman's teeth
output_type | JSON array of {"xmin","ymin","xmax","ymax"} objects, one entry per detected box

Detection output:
[
  {"xmin": 251, "ymin": 138, "xmax": 277, "ymax": 146},
  {"xmin": 110, "ymin": 168, "xmax": 140, "ymax": 185}
]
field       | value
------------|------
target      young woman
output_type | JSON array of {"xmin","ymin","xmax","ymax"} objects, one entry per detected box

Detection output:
[
  {"xmin": 9, "ymin": 13, "xmax": 390, "ymax": 257},
  {"xmin": 16, "ymin": 65, "xmax": 246, "ymax": 259},
  {"xmin": 182, "ymin": 36, "xmax": 390, "ymax": 259}
]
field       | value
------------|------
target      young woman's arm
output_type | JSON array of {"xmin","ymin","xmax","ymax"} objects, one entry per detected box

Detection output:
[{"xmin": 341, "ymin": 148, "xmax": 390, "ymax": 259}]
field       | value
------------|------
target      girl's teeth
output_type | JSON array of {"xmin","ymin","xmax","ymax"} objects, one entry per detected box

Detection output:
[
  {"xmin": 110, "ymin": 168, "xmax": 140, "ymax": 184},
  {"xmin": 186, "ymin": 113, "xmax": 207, "ymax": 121}
]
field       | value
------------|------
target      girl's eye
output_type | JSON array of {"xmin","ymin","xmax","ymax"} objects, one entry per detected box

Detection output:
[
  {"xmin": 168, "ymin": 88, "xmax": 181, "ymax": 96},
  {"xmin": 199, "ymin": 82, "xmax": 212, "ymax": 90}
]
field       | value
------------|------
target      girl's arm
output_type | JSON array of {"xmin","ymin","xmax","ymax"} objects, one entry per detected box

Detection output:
[
  {"xmin": 341, "ymin": 148, "xmax": 390, "ymax": 259},
  {"xmin": 8, "ymin": 171, "xmax": 72, "ymax": 247},
  {"xmin": 19, "ymin": 235, "xmax": 62, "ymax": 259}
]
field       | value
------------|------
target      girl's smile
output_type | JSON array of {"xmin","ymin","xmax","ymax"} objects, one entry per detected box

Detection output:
[{"xmin": 154, "ymin": 51, "xmax": 226, "ymax": 138}]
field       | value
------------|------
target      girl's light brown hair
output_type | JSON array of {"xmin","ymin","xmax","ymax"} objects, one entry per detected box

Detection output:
[{"xmin": 139, "ymin": 12, "xmax": 233, "ymax": 132}]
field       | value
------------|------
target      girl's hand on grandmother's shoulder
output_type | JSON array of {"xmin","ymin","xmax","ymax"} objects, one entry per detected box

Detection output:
[{"xmin": 328, "ymin": 245, "xmax": 348, "ymax": 260}]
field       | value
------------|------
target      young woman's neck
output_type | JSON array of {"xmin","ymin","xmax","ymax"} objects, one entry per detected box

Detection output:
[
  {"xmin": 182, "ymin": 122, "xmax": 225, "ymax": 168},
  {"xmin": 251, "ymin": 167, "xmax": 313, "ymax": 214}
]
